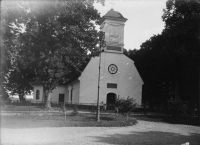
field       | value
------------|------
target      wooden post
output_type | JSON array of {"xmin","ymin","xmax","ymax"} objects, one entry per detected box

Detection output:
[{"xmin": 29, "ymin": 101, "xmax": 30, "ymax": 115}]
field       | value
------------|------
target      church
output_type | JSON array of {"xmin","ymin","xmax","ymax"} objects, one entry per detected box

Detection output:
[{"xmin": 32, "ymin": 9, "xmax": 144, "ymax": 107}]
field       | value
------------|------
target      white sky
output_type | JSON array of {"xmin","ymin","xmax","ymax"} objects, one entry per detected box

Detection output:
[{"xmin": 94, "ymin": 0, "xmax": 167, "ymax": 50}]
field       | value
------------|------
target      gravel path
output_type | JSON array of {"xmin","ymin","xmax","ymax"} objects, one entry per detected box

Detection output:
[{"xmin": 1, "ymin": 120, "xmax": 200, "ymax": 145}]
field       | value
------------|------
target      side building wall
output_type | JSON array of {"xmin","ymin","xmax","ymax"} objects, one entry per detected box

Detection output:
[
  {"xmin": 33, "ymin": 85, "xmax": 69, "ymax": 104},
  {"xmin": 51, "ymin": 85, "xmax": 68, "ymax": 104}
]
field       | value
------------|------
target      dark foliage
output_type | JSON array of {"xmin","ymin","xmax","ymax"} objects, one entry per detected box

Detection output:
[
  {"xmin": 127, "ymin": 0, "xmax": 200, "ymax": 116},
  {"xmin": 2, "ymin": 0, "xmax": 105, "ymax": 106},
  {"xmin": 168, "ymin": 98, "xmax": 188, "ymax": 117}
]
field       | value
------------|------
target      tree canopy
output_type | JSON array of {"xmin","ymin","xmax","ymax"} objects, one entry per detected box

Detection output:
[
  {"xmin": 2, "ymin": 0, "xmax": 105, "ymax": 107},
  {"xmin": 128, "ymin": 0, "xmax": 200, "ymax": 115}
]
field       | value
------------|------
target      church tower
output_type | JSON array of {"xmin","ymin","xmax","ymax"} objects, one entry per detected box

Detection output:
[{"xmin": 100, "ymin": 8, "xmax": 128, "ymax": 53}]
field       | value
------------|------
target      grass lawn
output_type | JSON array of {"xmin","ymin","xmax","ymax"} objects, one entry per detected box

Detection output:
[
  {"xmin": 1, "ymin": 105, "xmax": 45, "ymax": 111},
  {"xmin": 1, "ymin": 105, "xmax": 199, "ymax": 128},
  {"xmin": 1, "ymin": 105, "xmax": 102, "ymax": 113},
  {"xmin": 1, "ymin": 112, "xmax": 137, "ymax": 128}
]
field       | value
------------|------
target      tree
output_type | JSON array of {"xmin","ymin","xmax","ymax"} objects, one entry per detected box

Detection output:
[
  {"xmin": 4, "ymin": 68, "xmax": 34, "ymax": 101},
  {"xmin": 128, "ymin": 34, "xmax": 174, "ymax": 111},
  {"xmin": 162, "ymin": 0, "xmax": 200, "ymax": 117},
  {"xmin": 127, "ymin": 0, "xmax": 200, "ymax": 115},
  {"xmin": 123, "ymin": 48, "xmax": 129, "ymax": 56},
  {"xmin": 2, "ymin": 0, "xmax": 105, "ymax": 108},
  {"xmin": 1, "ymin": 86, "xmax": 9, "ymax": 101}
]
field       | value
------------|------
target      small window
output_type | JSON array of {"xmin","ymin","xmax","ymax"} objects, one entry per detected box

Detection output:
[
  {"xmin": 107, "ymin": 83, "xmax": 117, "ymax": 89},
  {"xmin": 36, "ymin": 90, "xmax": 40, "ymax": 100}
]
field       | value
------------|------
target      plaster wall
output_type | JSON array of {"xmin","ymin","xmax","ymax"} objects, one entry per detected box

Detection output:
[
  {"xmin": 79, "ymin": 57, "xmax": 99, "ymax": 105},
  {"xmin": 51, "ymin": 85, "xmax": 68, "ymax": 103},
  {"xmin": 70, "ymin": 80, "xmax": 80, "ymax": 104},
  {"xmin": 79, "ymin": 52, "xmax": 143, "ymax": 105}
]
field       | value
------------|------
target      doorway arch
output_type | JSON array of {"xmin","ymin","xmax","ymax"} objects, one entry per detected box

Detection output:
[{"xmin": 106, "ymin": 92, "xmax": 117, "ymax": 105}]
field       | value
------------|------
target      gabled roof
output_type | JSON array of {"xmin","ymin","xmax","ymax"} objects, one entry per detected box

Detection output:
[
  {"xmin": 60, "ymin": 72, "xmax": 81, "ymax": 85},
  {"xmin": 31, "ymin": 73, "xmax": 80, "ymax": 86},
  {"xmin": 32, "ymin": 58, "xmax": 90, "ymax": 86},
  {"xmin": 31, "ymin": 78, "xmax": 43, "ymax": 85}
]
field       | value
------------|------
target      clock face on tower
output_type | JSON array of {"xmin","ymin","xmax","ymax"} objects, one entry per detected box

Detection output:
[{"xmin": 108, "ymin": 64, "xmax": 118, "ymax": 74}]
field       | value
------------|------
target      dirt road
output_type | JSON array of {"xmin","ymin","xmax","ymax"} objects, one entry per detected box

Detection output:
[{"xmin": 1, "ymin": 120, "xmax": 200, "ymax": 145}]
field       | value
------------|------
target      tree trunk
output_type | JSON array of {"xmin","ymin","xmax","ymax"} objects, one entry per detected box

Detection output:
[
  {"xmin": 43, "ymin": 88, "xmax": 51, "ymax": 109},
  {"xmin": 19, "ymin": 94, "xmax": 25, "ymax": 101},
  {"xmin": 126, "ymin": 113, "xmax": 129, "ymax": 121}
]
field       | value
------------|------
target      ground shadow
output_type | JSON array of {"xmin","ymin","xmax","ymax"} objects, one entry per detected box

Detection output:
[
  {"xmin": 132, "ymin": 115, "xmax": 200, "ymax": 126},
  {"xmin": 91, "ymin": 131, "xmax": 200, "ymax": 145},
  {"xmin": 86, "ymin": 116, "xmax": 115, "ymax": 121}
]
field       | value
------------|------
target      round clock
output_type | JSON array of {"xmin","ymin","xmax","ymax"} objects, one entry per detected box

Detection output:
[{"xmin": 108, "ymin": 64, "xmax": 118, "ymax": 74}]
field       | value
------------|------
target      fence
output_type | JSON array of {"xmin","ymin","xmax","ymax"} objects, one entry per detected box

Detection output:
[
  {"xmin": 2, "ymin": 100, "xmax": 116, "ymax": 112},
  {"xmin": 51, "ymin": 102, "xmax": 115, "ymax": 112},
  {"xmin": 2, "ymin": 100, "xmax": 189, "ymax": 117}
]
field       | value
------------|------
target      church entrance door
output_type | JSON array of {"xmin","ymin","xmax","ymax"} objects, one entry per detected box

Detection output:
[{"xmin": 106, "ymin": 93, "xmax": 116, "ymax": 105}]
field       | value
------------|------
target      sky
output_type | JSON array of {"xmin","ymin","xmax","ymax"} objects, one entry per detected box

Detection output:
[{"xmin": 94, "ymin": 0, "xmax": 167, "ymax": 50}]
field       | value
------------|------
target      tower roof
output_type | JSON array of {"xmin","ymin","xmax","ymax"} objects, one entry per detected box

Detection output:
[{"xmin": 102, "ymin": 8, "xmax": 128, "ymax": 22}]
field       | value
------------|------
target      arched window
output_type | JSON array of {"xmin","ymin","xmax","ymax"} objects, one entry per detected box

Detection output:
[{"xmin": 36, "ymin": 90, "xmax": 40, "ymax": 100}]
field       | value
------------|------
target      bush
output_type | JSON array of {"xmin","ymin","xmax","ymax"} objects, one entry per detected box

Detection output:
[
  {"xmin": 115, "ymin": 97, "xmax": 136, "ymax": 115},
  {"xmin": 168, "ymin": 98, "xmax": 188, "ymax": 117}
]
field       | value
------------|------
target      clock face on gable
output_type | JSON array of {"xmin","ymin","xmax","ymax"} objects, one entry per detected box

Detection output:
[{"xmin": 108, "ymin": 64, "xmax": 118, "ymax": 74}]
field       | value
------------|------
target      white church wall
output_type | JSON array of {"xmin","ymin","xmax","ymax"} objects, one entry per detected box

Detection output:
[
  {"xmin": 79, "ymin": 57, "xmax": 99, "ymax": 105},
  {"xmin": 79, "ymin": 52, "xmax": 143, "ymax": 105},
  {"xmin": 100, "ymin": 52, "xmax": 143, "ymax": 105}
]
